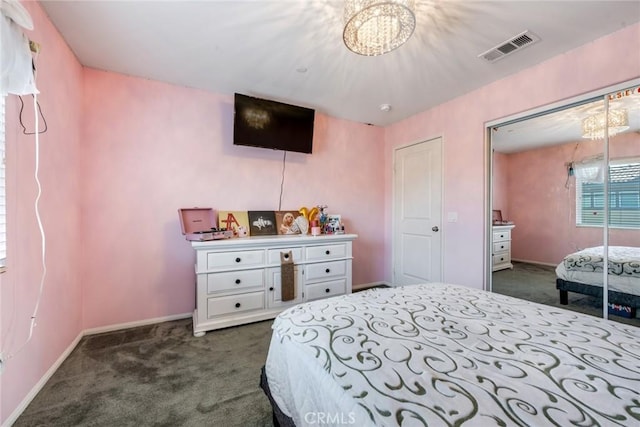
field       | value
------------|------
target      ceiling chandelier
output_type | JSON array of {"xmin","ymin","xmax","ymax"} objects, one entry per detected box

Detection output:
[
  {"xmin": 343, "ymin": 0, "xmax": 416, "ymax": 56},
  {"xmin": 581, "ymin": 109, "xmax": 630, "ymax": 140}
]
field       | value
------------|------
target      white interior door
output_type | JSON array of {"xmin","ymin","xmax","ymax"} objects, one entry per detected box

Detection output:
[{"xmin": 393, "ymin": 138, "xmax": 443, "ymax": 285}]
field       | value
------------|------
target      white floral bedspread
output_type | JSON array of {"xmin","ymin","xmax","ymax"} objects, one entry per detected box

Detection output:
[
  {"xmin": 270, "ymin": 283, "xmax": 640, "ymax": 426},
  {"xmin": 564, "ymin": 246, "xmax": 640, "ymax": 277}
]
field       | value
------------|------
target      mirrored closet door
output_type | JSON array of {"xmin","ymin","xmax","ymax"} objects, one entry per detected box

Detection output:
[
  {"xmin": 488, "ymin": 80, "xmax": 639, "ymax": 325},
  {"xmin": 605, "ymin": 85, "xmax": 640, "ymax": 325}
]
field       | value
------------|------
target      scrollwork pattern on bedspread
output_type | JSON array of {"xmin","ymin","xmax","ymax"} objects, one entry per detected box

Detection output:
[
  {"xmin": 273, "ymin": 284, "xmax": 640, "ymax": 426},
  {"xmin": 564, "ymin": 246, "xmax": 640, "ymax": 277}
]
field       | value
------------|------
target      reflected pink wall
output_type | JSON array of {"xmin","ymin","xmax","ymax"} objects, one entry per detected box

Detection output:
[
  {"xmin": 506, "ymin": 133, "xmax": 640, "ymax": 265},
  {"xmin": 80, "ymin": 69, "xmax": 385, "ymax": 328},
  {"xmin": 492, "ymin": 152, "xmax": 509, "ymax": 220},
  {"xmin": 384, "ymin": 23, "xmax": 640, "ymax": 288},
  {"xmin": 0, "ymin": 1, "xmax": 83, "ymax": 422}
]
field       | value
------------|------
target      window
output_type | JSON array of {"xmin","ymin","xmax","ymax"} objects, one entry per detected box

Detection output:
[
  {"xmin": 0, "ymin": 95, "xmax": 5, "ymax": 266},
  {"xmin": 576, "ymin": 157, "xmax": 640, "ymax": 229}
]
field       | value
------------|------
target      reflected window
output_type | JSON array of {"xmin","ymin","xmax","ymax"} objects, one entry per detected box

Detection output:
[{"xmin": 576, "ymin": 157, "xmax": 640, "ymax": 228}]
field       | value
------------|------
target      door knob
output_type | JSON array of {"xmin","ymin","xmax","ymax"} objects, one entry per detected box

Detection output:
[{"xmin": 432, "ymin": 226, "xmax": 439, "ymax": 232}]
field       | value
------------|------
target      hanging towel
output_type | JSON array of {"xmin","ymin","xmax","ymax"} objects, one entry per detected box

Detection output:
[{"xmin": 280, "ymin": 251, "xmax": 295, "ymax": 302}]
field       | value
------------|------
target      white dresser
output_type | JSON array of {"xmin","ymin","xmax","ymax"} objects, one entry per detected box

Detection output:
[
  {"xmin": 190, "ymin": 234, "xmax": 357, "ymax": 336},
  {"xmin": 492, "ymin": 224, "xmax": 515, "ymax": 272}
]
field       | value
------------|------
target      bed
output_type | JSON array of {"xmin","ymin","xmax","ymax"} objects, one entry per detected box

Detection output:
[
  {"xmin": 556, "ymin": 246, "xmax": 640, "ymax": 309},
  {"xmin": 261, "ymin": 283, "xmax": 640, "ymax": 426}
]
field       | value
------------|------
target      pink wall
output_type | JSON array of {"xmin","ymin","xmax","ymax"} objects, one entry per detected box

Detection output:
[
  {"xmin": 505, "ymin": 132, "xmax": 640, "ymax": 265},
  {"xmin": 2, "ymin": 3, "xmax": 639, "ymax": 424},
  {"xmin": 80, "ymin": 70, "xmax": 385, "ymax": 328},
  {"xmin": 384, "ymin": 23, "xmax": 640, "ymax": 288},
  {"xmin": 0, "ymin": 1, "xmax": 83, "ymax": 423}
]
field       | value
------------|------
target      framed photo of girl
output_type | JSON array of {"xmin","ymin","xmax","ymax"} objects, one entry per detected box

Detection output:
[{"xmin": 275, "ymin": 211, "xmax": 303, "ymax": 235}]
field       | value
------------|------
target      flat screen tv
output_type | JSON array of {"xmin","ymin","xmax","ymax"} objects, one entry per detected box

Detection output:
[{"xmin": 233, "ymin": 93, "xmax": 315, "ymax": 154}]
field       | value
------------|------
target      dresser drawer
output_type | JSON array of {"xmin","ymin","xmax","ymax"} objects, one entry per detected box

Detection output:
[
  {"xmin": 206, "ymin": 250, "xmax": 264, "ymax": 270},
  {"xmin": 206, "ymin": 269, "xmax": 264, "ymax": 293},
  {"xmin": 306, "ymin": 243, "xmax": 347, "ymax": 261},
  {"xmin": 267, "ymin": 247, "xmax": 303, "ymax": 265},
  {"xmin": 493, "ymin": 253, "xmax": 511, "ymax": 265},
  {"xmin": 306, "ymin": 279, "xmax": 346, "ymax": 301},
  {"xmin": 207, "ymin": 291, "xmax": 265, "ymax": 318},
  {"xmin": 493, "ymin": 240, "xmax": 510, "ymax": 253},
  {"xmin": 305, "ymin": 260, "xmax": 346, "ymax": 281},
  {"xmin": 493, "ymin": 230, "xmax": 510, "ymax": 242}
]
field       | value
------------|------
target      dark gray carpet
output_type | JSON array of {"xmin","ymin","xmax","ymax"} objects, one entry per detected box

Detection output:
[
  {"xmin": 15, "ymin": 276, "xmax": 637, "ymax": 426},
  {"xmin": 14, "ymin": 319, "xmax": 275, "ymax": 427},
  {"xmin": 493, "ymin": 261, "xmax": 640, "ymax": 327}
]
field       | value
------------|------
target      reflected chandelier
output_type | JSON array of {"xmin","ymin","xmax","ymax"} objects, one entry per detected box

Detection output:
[
  {"xmin": 343, "ymin": 0, "xmax": 416, "ymax": 56},
  {"xmin": 581, "ymin": 109, "xmax": 629, "ymax": 140}
]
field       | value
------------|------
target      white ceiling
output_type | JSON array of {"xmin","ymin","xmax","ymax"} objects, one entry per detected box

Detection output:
[
  {"xmin": 40, "ymin": 0, "xmax": 639, "ymax": 132},
  {"xmin": 492, "ymin": 87, "xmax": 640, "ymax": 153}
]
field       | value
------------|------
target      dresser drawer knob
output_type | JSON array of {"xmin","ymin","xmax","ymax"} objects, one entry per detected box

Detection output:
[
  {"xmin": 235, "ymin": 302, "xmax": 241, "ymax": 308},
  {"xmin": 269, "ymin": 287, "xmax": 274, "ymax": 291},
  {"xmin": 325, "ymin": 250, "xmax": 330, "ymax": 255},
  {"xmin": 500, "ymin": 245, "xmax": 504, "ymax": 249},
  {"xmin": 325, "ymin": 288, "xmax": 330, "ymax": 293},
  {"xmin": 325, "ymin": 268, "xmax": 330, "ymax": 273},
  {"xmin": 235, "ymin": 279, "xmax": 241, "ymax": 284},
  {"xmin": 235, "ymin": 257, "xmax": 241, "ymax": 263}
]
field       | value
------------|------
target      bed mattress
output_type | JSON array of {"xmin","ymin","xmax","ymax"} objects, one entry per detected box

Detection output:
[
  {"xmin": 556, "ymin": 246, "xmax": 640, "ymax": 297},
  {"xmin": 556, "ymin": 263, "xmax": 640, "ymax": 296},
  {"xmin": 562, "ymin": 246, "xmax": 640, "ymax": 277},
  {"xmin": 266, "ymin": 283, "xmax": 640, "ymax": 426}
]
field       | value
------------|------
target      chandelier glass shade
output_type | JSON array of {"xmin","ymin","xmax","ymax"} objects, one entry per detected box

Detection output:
[
  {"xmin": 343, "ymin": 0, "xmax": 416, "ymax": 56},
  {"xmin": 581, "ymin": 109, "xmax": 629, "ymax": 140}
]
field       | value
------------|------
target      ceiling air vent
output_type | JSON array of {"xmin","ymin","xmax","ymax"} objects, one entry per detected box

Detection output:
[{"xmin": 479, "ymin": 30, "xmax": 540, "ymax": 63}]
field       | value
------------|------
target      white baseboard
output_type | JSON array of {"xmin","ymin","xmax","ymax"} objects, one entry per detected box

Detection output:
[
  {"xmin": 83, "ymin": 312, "xmax": 192, "ymax": 336},
  {"xmin": 511, "ymin": 258, "xmax": 558, "ymax": 268},
  {"xmin": 4, "ymin": 312, "xmax": 192, "ymax": 426},
  {"xmin": 3, "ymin": 331, "xmax": 83, "ymax": 427},
  {"xmin": 353, "ymin": 281, "xmax": 392, "ymax": 291}
]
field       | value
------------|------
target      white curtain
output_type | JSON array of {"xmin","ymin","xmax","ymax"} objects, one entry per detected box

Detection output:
[
  {"xmin": 1, "ymin": 0, "xmax": 38, "ymax": 96},
  {"xmin": 574, "ymin": 159, "xmax": 603, "ymax": 183}
]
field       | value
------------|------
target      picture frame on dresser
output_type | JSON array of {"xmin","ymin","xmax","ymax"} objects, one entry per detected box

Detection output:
[
  {"xmin": 326, "ymin": 214, "xmax": 342, "ymax": 233},
  {"xmin": 218, "ymin": 211, "xmax": 250, "ymax": 237},
  {"xmin": 248, "ymin": 211, "xmax": 277, "ymax": 236},
  {"xmin": 492, "ymin": 209, "xmax": 503, "ymax": 224},
  {"xmin": 275, "ymin": 210, "xmax": 303, "ymax": 235}
]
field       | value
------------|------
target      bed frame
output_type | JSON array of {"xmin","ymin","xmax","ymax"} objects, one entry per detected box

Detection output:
[
  {"xmin": 260, "ymin": 366, "xmax": 295, "ymax": 427},
  {"xmin": 556, "ymin": 278, "xmax": 640, "ymax": 308}
]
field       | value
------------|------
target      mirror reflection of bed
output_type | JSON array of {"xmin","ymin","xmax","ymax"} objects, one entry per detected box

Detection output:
[{"xmin": 490, "ymin": 83, "xmax": 640, "ymax": 326}]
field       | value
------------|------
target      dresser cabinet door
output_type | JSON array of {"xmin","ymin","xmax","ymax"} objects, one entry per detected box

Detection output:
[{"xmin": 266, "ymin": 267, "xmax": 302, "ymax": 308}]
